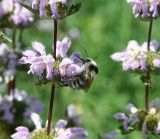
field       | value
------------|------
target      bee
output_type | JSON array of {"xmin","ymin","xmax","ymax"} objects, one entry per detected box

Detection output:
[{"xmin": 62, "ymin": 58, "xmax": 98, "ymax": 92}]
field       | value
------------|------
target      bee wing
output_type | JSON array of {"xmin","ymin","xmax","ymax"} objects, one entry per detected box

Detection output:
[{"xmin": 82, "ymin": 79, "xmax": 93, "ymax": 93}]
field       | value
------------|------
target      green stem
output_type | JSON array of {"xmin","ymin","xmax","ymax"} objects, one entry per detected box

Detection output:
[{"xmin": 145, "ymin": 18, "xmax": 153, "ymax": 112}]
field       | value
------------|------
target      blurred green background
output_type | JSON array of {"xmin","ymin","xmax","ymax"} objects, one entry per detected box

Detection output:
[{"xmin": 13, "ymin": 0, "xmax": 160, "ymax": 139}]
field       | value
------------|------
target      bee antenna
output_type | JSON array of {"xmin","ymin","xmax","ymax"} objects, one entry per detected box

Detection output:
[{"xmin": 83, "ymin": 48, "xmax": 89, "ymax": 57}]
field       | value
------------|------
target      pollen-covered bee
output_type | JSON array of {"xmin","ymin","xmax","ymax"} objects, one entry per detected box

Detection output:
[{"xmin": 62, "ymin": 58, "xmax": 98, "ymax": 92}]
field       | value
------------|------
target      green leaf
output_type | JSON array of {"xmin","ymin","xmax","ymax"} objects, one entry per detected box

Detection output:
[
  {"xmin": 19, "ymin": 1, "xmax": 81, "ymax": 20},
  {"xmin": 68, "ymin": 2, "xmax": 81, "ymax": 16},
  {"xmin": 0, "ymin": 31, "xmax": 12, "ymax": 44},
  {"xmin": 58, "ymin": 2, "xmax": 81, "ymax": 19}
]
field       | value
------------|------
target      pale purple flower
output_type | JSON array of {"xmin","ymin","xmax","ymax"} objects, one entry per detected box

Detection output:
[
  {"xmin": 49, "ymin": 0, "xmax": 60, "ymax": 19},
  {"xmin": 11, "ymin": 126, "xmax": 31, "ymax": 139},
  {"xmin": 11, "ymin": 3, "xmax": 34, "ymax": 26},
  {"xmin": 20, "ymin": 42, "xmax": 55, "ymax": 79},
  {"xmin": 56, "ymin": 37, "xmax": 71, "ymax": 58},
  {"xmin": 70, "ymin": 52, "xmax": 81, "ymax": 64},
  {"xmin": 114, "ymin": 104, "xmax": 139, "ymax": 132},
  {"xmin": 56, "ymin": 119, "xmax": 67, "ymax": 129},
  {"xmin": 60, "ymin": 58, "xmax": 82, "ymax": 77},
  {"xmin": 0, "ymin": 3, "xmax": 4, "ymax": 18},
  {"xmin": 31, "ymin": 0, "xmax": 62, "ymax": 18},
  {"xmin": 0, "ymin": 89, "xmax": 44, "ymax": 125},
  {"xmin": 55, "ymin": 117, "xmax": 87, "ymax": 139},
  {"xmin": 150, "ymin": 0, "xmax": 159, "ymax": 17},
  {"xmin": 142, "ymin": 40, "xmax": 159, "ymax": 52},
  {"xmin": 3, "ymin": 110, "xmax": 14, "ymax": 123},
  {"xmin": 127, "ymin": 0, "xmax": 149, "ymax": 17},
  {"xmin": 0, "ymin": 0, "xmax": 33, "ymax": 26},
  {"xmin": 127, "ymin": 0, "xmax": 160, "ymax": 18},
  {"xmin": 0, "ymin": 102, "xmax": 14, "ymax": 123},
  {"xmin": 27, "ymin": 57, "xmax": 44, "ymax": 77},
  {"xmin": 31, "ymin": 113, "xmax": 42, "ymax": 129},
  {"xmin": 126, "ymin": 103, "xmax": 138, "ymax": 113},
  {"xmin": 56, "ymin": 127, "xmax": 87, "ymax": 139},
  {"xmin": 2, "ymin": 0, "xmax": 14, "ymax": 14},
  {"xmin": 68, "ymin": 104, "xmax": 76, "ymax": 118},
  {"xmin": 111, "ymin": 40, "xmax": 160, "ymax": 72},
  {"xmin": 32, "ymin": 41, "xmax": 46, "ymax": 55},
  {"xmin": 150, "ymin": 99, "xmax": 160, "ymax": 112},
  {"xmin": 43, "ymin": 54, "xmax": 55, "ymax": 79},
  {"xmin": 39, "ymin": 0, "xmax": 48, "ymax": 17},
  {"xmin": 0, "ymin": 43, "xmax": 9, "ymax": 56},
  {"xmin": 12, "ymin": 113, "xmax": 87, "ymax": 139},
  {"xmin": 24, "ymin": 97, "xmax": 44, "ymax": 117},
  {"xmin": 20, "ymin": 37, "xmax": 83, "ymax": 82},
  {"xmin": 114, "ymin": 113, "xmax": 127, "ymax": 120},
  {"xmin": 32, "ymin": 0, "xmax": 38, "ymax": 10},
  {"xmin": 153, "ymin": 59, "xmax": 160, "ymax": 67}
]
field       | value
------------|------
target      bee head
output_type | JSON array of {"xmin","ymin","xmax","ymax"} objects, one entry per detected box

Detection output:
[{"xmin": 83, "ymin": 58, "xmax": 98, "ymax": 75}]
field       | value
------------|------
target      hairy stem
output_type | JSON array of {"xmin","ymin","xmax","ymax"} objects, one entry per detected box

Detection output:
[
  {"xmin": 47, "ymin": 19, "xmax": 58, "ymax": 134},
  {"xmin": 145, "ymin": 18, "xmax": 153, "ymax": 112}
]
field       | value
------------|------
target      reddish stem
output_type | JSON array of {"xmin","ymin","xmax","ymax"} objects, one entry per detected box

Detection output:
[
  {"xmin": 8, "ymin": 78, "xmax": 15, "ymax": 96},
  {"xmin": 8, "ymin": 29, "xmax": 16, "ymax": 95},
  {"xmin": 47, "ymin": 19, "xmax": 58, "ymax": 134}
]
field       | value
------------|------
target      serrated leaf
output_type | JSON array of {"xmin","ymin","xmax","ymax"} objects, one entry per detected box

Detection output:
[
  {"xmin": 68, "ymin": 2, "xmax": 81, "ymax": 16},
  {"xmin": 58, "ymin": 2, "xmax": 81, "ymax": 19},
  {"xmin": 0, "ymin": 31, "xmax": 12, "ymax": 43}
]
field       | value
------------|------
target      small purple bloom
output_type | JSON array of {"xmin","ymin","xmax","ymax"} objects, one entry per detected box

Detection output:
[
  {"xmin": 56, "ymin": 37, "xmax": 71, "ymax": 58},
  {"xmin": 39, "ymin": 0, "xmax": 48, "ymax": 17},
  {"xmin": 153, "ymin": 59, "xmax": 160, "ymax": 67},
  {"xmin": 43, "ymin": 54, "xmax": 55, "ymax": 80},
  {"xmin": 0, "ymin": 3, "xmax": 4, "ymax": 18},
  {"xmin": 49, "ymin": 1, "xmax": 60, "ymax": 19},
  {"xmin": 32, "ymin": 42, "xmax": 46, "ymax": 55},
  {"xmin": 11, "ymin": 126, "xmax": 31, "ymax": 139},
  {"xmin": 127, "ymin": 0, "xmax": 160, "ymax": 18},
  {"xmin": 31, "ymin": 113, "xmax": 42, "ymax": 129},
  {"xmin": 20, "ymin": 42, "xmax": 55, "ymax": 79},
  {"xmin": 32, "ymin": 0, "xmax": 38, "ymax": 10},
  {"xmin": 70, "ymin": 52, "xmax": 81, "ymax": 64},
  {"xmin": 114, "ymin": 113, "xmax": 127, "ymax": 120},
  {"xmin": 56, "ymin": 119, "xmax": 67, "ymax": 129},
  {"xmin": 126, "ymin": 103, "xmax": 138, "ymax": 113}
]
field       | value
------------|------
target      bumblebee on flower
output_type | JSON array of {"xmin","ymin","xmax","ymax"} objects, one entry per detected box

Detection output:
[{"xmin": 20, "ymin": 37, "xmax": 98, "ymax": 92}]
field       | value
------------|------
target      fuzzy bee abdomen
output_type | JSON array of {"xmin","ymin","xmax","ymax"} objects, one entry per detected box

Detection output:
[{"xmin": 69, "ymin": 76, "xmax": 87, "ymax": 89}]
